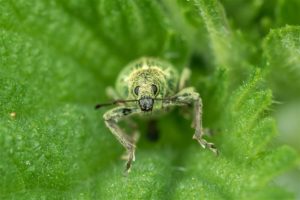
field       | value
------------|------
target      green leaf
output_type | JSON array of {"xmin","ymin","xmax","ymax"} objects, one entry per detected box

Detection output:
[
  {"xmin": 191, "ymin": 0, "xmax": 242, "ymax": 69},
  {"xmin": 190, "ymin": 0, "xmax": 256, "ymax": 86},
  {"xmin": 220, "ymin": 0, "xmax": 264, "ymax": 28},
  {"xmin": 276, "ymin": 0, "xmax": 300, "ymax": 26},
  {"xmin": 0, "ymin": 0, "xmax": 299, "ymax": 199},
  {"xmin": 263, "ymin": 25, "xmax": 300, "ymax": 99}
]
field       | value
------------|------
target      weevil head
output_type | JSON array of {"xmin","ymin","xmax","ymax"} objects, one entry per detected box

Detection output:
[
  {"xmin": 129, "ymin": 68, "xmax": 165, "ymax": 112},
  {"xmin": 133, "ymin": 83, "xmax": 158, "ymax": 111}
]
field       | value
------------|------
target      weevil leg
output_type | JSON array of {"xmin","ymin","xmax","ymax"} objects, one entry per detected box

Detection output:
[
  {"xmin": 127, "ymin": 118, "xmax": 140, "ymax": 143},
  {"xmin": 121, "ymin": 118, "xmax": 140, "ymax": 160},
  {"xmin": 164, "ymin": 87, "xmax": 218, "ymax": 155},
  {"xmin": 192, "ymin": 96, "xmax": 219, "ymax": 155},
  {"xmin": 179, "ymin": 68, "xmax": 191, "ymax": 90},
  {"xmin": 103, "ymin": 106, "xmax": 140, "ymax": 174},
  {"xmin": 106, "ymin": 86, "xmax": 121, "ymax": 100}
]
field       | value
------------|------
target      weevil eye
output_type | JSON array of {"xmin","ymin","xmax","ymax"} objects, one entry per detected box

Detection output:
[
  {"xmin": 151, "ymin": 84, "xmax": 158, "ymax": 95},
  {"xmin": 134, "ymin": 86, "xmax": 140, "ymax": 95}
]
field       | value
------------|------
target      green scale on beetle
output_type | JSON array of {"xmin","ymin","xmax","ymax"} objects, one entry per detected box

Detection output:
[{"xmin": 96, "ymin": 57, "xmax": 218, "ymax": 174}]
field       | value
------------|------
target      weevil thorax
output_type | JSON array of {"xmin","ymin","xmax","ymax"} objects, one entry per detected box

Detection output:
[{"xmin": 116, "ymin": 57, "xmax": 179, "ymax": 112}]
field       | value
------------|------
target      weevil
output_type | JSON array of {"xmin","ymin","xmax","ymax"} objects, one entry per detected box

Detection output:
[{"xmin": 96, "ymin": 57, "xmax": 218, "ymax": 174}]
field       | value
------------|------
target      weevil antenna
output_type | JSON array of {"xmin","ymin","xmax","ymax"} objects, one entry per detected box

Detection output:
[
  {"xmin": 154, "ymin": 97, "xmax": 175, "ymax": 101},
  {"xmin": 95, "ymin": 99, "xmax": 138, "ymax": 109}
]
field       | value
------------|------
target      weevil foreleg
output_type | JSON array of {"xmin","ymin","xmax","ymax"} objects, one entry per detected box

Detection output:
[
  {"xmin": 106, "ymin": 86, "xmax": 121, "ymax": 100},
  {"xmin": 164, "ymin": 87, "xmax": 218, "ymax": 155},
  {"xmin": 103, "ymin": 106, "xmax": 140, "ymax": 174},
  {"xmin": 179, "ymin": 68, "xmax": 191, "ymax": 90}
]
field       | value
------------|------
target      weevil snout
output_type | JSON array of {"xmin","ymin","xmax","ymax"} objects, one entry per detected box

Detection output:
[{"xmin": 138, "ymin": 96, "xmax": 154, "ymax": 111}]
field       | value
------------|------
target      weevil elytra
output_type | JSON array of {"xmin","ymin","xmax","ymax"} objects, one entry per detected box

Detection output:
[{"xmin": 96, "ymin": 57, "xmax": 218, "ymax": 174}]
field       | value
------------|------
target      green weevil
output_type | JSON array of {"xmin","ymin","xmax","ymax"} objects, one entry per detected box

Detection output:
[{"xmin": 96, "ymin": 57, "xmax": 218, "ymax": 174}]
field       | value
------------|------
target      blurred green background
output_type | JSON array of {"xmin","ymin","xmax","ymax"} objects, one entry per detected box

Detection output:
[{"xmin": 0, "ymin": 0, "xmax": 300, "ymax": 199}]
